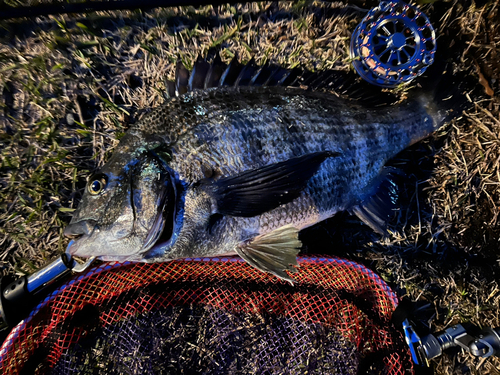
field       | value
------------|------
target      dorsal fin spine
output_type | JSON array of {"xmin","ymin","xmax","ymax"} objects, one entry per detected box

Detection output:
[{"xmin": 167, "ymin": 55, "xmax": 399, "ymax": 107}]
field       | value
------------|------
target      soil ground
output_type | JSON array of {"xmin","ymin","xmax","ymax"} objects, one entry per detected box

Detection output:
[{"xmin": 0, "ymin": 1, "xmax": 499, "ymax": 374}]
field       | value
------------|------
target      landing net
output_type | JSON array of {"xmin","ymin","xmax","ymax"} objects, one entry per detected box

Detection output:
[{"xmin": 0, "ymin": 256, "xmax": 413, "ymax": 374}]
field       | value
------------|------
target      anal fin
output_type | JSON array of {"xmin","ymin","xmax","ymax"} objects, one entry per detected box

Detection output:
[
  {"xmin": 236, "ymin": 225, "xmax": 301, "ymax": 284},
  {"xmin": 351, "ymin": 167, "xmax": 401, "ymax": 235}
]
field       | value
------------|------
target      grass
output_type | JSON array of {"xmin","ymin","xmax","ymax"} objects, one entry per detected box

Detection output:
[{"xmin": 0, "ymin": 1, "xmax": 499, "ymax": 374}]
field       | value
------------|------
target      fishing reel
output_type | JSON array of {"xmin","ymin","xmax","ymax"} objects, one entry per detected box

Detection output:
[{"xmin": 350, "ymin": 1, "xmax": 437, "ymax": 87}]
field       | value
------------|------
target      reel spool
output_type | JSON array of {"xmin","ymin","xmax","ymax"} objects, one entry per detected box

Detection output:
[{"xmin": 350, "ymin": 1, "xmax": 436, "ymax": 88}]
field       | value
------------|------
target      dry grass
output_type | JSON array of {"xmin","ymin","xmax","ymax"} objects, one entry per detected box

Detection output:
[{"xmin": 0, "ymin": 1, "xmax": 499, "ymax": 374}]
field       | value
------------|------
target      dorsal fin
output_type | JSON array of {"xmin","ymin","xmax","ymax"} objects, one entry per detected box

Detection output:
[
  {"xmin": 219, "ymin": 56, "xmax": 242, "ymax": 87},
  {"xmin": 204, "ymin": 54, "xmax": 226, "ymax": 89},
  {"xmin": 248, "ymin": 64, "xmax": 272, "ymax": 86},
  {"xmin": 165, "ymin": 80, "xmax": 176, "ymax": 99},
  {"xmin": 175, "ymin": 60, "xmax": 189, "ymax": 96},
  {"xmin": 234, "ymin": 57, "xmax": 260, "ymax": 86},
  {"xmin": 188, "ymin": 56, "xmax": 210, "ymax": 91},
  {"xmin": 296, "ymin": 70, "xmax": 399, "ymax": 106},
  {"xmin": 166, "ymin": 55, "xmax": 400, "ymax": 106}
]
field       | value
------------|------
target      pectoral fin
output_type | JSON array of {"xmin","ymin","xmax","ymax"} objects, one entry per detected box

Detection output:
[
  {"xmin": 213, "ymin": 151, "xmax": 339, "ymax": 217},
  {"xmin": 236, "ymin": 225, "xmax": 301, "ymax": 283}
]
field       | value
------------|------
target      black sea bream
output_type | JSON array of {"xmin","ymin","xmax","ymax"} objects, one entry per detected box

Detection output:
[{"xmin": 64, "ymin": 57, "xmax": 464, "ymax": 281}]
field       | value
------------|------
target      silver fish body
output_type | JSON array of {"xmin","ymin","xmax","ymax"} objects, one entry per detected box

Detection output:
[{"xmin": 65, "ymin": 79, "xmax": 448, "ymax": 281}]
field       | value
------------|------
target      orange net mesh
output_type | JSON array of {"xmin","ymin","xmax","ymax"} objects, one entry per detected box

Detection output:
[{"xmin": 0, "ymin": 256, "xmax": 413, "ymax": 374}]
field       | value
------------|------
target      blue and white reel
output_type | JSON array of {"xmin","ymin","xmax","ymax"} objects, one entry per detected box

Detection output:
[{"xmin": 350, "ymin": 1, "xmax": 436, "ymax": 88}]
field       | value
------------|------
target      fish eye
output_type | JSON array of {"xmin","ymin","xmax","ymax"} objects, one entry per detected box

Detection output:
[{"xmin": 88, "ymin": 175, "xmax": 107, "ymax": 195}]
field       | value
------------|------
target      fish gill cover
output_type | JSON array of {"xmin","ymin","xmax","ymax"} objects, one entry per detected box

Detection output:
[{"xmin": 0, "ymin": 1, "xmax": 499, "ymax": 374}]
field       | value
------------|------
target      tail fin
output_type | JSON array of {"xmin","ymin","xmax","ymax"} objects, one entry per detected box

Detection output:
[{"xmin": 410, "ymin": 45, "xmax": 479, "ymax": 129}]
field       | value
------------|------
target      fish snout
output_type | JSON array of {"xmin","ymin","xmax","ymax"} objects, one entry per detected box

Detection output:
[{"xmin": 64, "ymin": 220, "xmax": 97, "ymax": 239}]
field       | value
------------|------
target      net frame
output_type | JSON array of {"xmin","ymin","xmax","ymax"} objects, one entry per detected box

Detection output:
[{"xmin": 0, "ymin": 256, "xmax": 414, "ymax": 374}]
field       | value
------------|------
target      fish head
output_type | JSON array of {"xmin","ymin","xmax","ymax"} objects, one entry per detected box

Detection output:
[{"xmin": 65, "ymin": 144, "xmax": 180, "ymax": 261}]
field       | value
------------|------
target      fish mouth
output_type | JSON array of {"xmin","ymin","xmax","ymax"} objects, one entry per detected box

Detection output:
[
  {"xmin": 141, "ymin": 176, "xmax": 178, "ymax": 253},
  {"xmin": 64, "ymin": 219, "xmax": 97, "ymax": 240},
  {"xmin": 63, "ymin": 219, "xmax": 97, "ymax": 256}
]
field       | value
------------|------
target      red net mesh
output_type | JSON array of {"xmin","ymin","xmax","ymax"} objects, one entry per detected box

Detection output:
[{"xmin": 0, "ymin": 256, "xmax": 414, "ymax": 374}]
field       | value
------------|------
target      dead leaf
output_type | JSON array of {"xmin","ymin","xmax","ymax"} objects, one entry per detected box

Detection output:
[{"xmin": 474, "ymin": 58, "xmax": 495, "ymax": 96}]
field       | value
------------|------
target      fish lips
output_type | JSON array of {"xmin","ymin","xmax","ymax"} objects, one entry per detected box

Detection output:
[
  {"xmin": 64, "ymin": 219, "xmax": 101, "ymax": 257},
  {"xmin": 64, "ymin": 219, "xmax": 97, "ymax": 239},
  {"xmin": 64, "ymin": 219, "xmax": 99, "ymax": 258}
]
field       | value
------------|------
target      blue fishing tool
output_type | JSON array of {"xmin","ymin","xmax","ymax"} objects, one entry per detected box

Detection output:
[
  {"xmin": 350, "ymin": 1, "xmax": 436, "ymax": 87},
  {"xmin": 403, "ymin": 319, "xmax": 500, "ymax": 366},
  {"xmin": 0, "ymin": 249, "xmax": 96, "ymax": 331}
]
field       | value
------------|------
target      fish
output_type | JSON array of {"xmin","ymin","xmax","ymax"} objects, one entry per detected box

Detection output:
[{"xmin": 64, "ymin": 56, "xmax": 468, "ymax": 282}]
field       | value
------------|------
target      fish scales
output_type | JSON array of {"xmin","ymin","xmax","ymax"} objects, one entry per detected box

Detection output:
[
  {"xmin": 140, "ymin": 87, "xmax": 431, "ymax": 181},
  {"xmin": 64, "ymin": 69, "xmax": 456, "ymax": 282},
  {"xmin": 149, "ymin": 87, "xmax": 431, "ymax": 256}
]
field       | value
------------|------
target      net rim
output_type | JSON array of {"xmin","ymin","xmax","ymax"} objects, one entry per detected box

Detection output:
[{"xmin": 0, "ymin": 255, "xmax": 399, "ymax": 359}]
